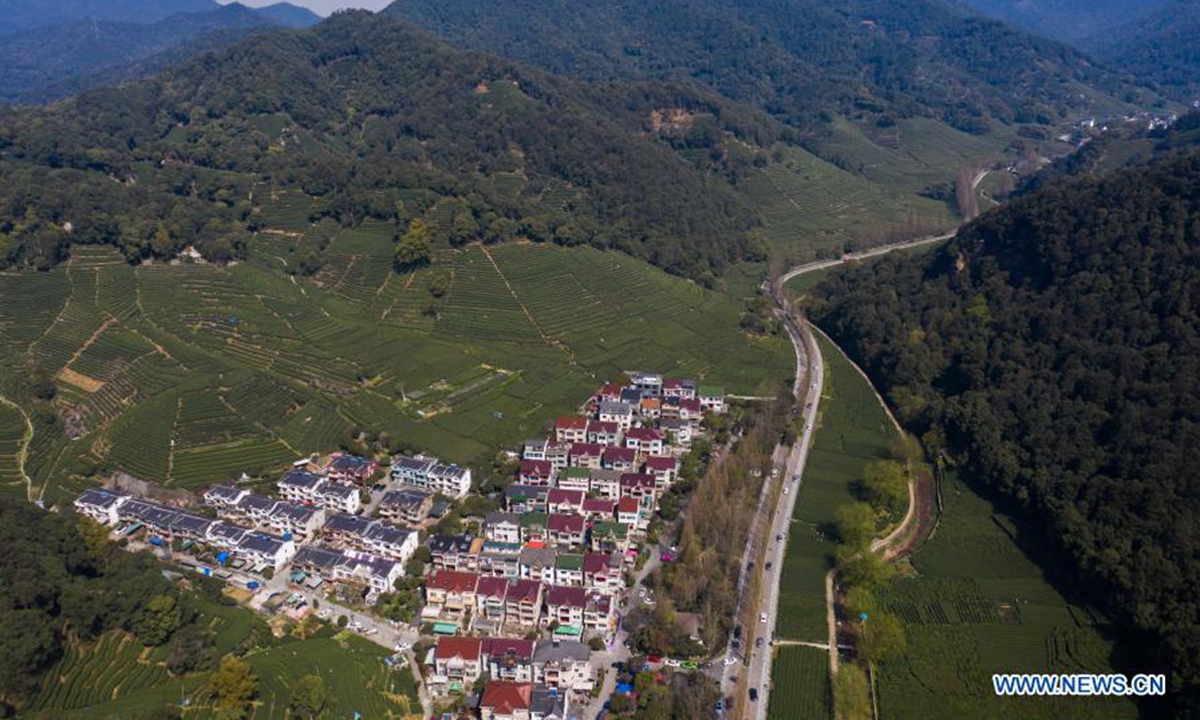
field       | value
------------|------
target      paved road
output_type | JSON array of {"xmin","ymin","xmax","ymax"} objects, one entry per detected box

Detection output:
[
  {"xmin": 740, "ymin": 221, "xmax": 977, "ymax": 719},
  {"xmin": 739, "ymin": 304, "xmax": 825, "ymax": 720}
]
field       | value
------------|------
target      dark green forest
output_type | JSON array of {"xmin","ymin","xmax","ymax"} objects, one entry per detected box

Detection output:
[
  {"xmin": 0, "ymin": 11, "xmax": 780, "ymax": 281},
  {"xmin": 0, "ymin": 3, "xmax": 317, "ymax": 104},
  {"xmin": 385, "ymin": 0, "xmax": 1153, "ymax": 134},
  {"xmin": 809, "ymin": 150, "xmax": 1200, "ymax": 711},
  {"xmin": 1082, "ymin": 0, "xmax": 1200, "ymax": 103},
  {"xmin": 0, "ymin": 499, "xmax": 226, "ymax": 713}
]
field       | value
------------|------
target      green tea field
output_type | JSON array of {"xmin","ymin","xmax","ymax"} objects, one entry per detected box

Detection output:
[
  {"xmin": 875, "ymin": 472, "xmax": 1137, "ymax": 720},
  {"xmin": 23, "ymin": 630, "xmax": 419, "ymax": 719},
  {"xmin": 0, "ymin": 230, "xmax": 792, "ymax": 505},
  {"xmin": 768, "ymin": 644, "xmax": 833, "ymax": 720},
  {"xmin": 741, "ymin": 145, "xmax": 955, "ymax": 262}
]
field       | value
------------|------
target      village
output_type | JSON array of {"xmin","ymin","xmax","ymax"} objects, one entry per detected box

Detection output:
[{"xmin": 73, "ymin": 371, "xmax": 728, "ymax": 720}]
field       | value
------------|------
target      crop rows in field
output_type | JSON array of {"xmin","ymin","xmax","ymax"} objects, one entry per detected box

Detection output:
[
  {"xmin": 0, "ymin": 403, "xmax": 26, "ymax": 486},
  {"xmin": 244, "ymin": 636, "xmax": 416, "ymax": 720},
  {"xmin": 768, "ymin": 645, "xmax": 832, "ymax": 720},
  {"xmin": 875, "ymin": 471, "xmax": 1137, "ymax": 720},
  {"xmin": 74, "ymin": 354, "xmax": 187, "ymax": 431},
  {"xmin": 257, "ymin": 191, "xmax": 317, "ymax": 231},
  {"xmin": 280, "ymin": 400, "xmax": 348, "ymax": 451},
  {"xmin": 172, "ymin": 390, "xmax": 260, "ymax": 449},
  {"xmin": 0, "ymin": 269, "xmax": 71, "ymax": 355},
  {"xmin": 222, "ymin": 372, "xmax": 301, "ymax": 426},
  {"xmin": 105, "ymin": 392, "xmax": 177, "ymax": 481},
  {"xmin": 437, "ymin": 246, "xmax": 547, "ymax": 345},
  {"xmin": 67, "ymin": 327, "xmax": 155, "ymax": 382},
  {"xmin": 26, "ymin": 633, "xmax": 167, "ymax": 713},
  {"xmin": 170, "ymin": 437, "xmax": 298, "ymax": 488},
  {"xmin": 30, "ymin": 299, "xmax": 108, "ymax": 374}
]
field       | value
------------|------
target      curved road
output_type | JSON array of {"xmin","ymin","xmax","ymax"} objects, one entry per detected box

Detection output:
[{"xmin": 739, "ymin": 225, "xmax": 966, "ymax": 719}]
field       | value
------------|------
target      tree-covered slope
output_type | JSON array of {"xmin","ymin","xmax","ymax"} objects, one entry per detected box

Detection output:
[
  {"xmin": 0, "ymin": 10, "xmax": 779, "ymax": 280},
  {"xmin": 1081, "ymin": 0, "xmax": 1200, "ymax": 103},
  {"xmin": 0, "ymin": 3, "xmax": 315, "ymax": 104},
  {"xmin": 0, "ymin": 0, "xmax": 220, "ymax": 36},
  {"xmin": 808, "ymin": 151, "xmax": 1200, "ymax": 710},
  {"xmin": 385, "ymin": 0, "xmax": 1149, "ymax": 134},
  {"xmin": 951, "ymin": 0, "xmax": 1170, "ymax": 43}
]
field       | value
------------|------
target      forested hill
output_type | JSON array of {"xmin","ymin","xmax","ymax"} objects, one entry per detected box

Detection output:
[
  {"xmin": 952, "ymin": 0, "xmax": 1171, "ymax": 43},
  {"xmin": 0, "ymin": 0, "xmax": 220, "ymax": 35},
  {"xmin": 808, "ymin": 151, "xmax": 1200, "ymax": 710},
  {"xmin": 0, "ymin": 3, "xmax": 318, "ymax": 104},
  {"xmin": 0, "ymin": 11, "xmax": 779, "ymax": 280},
  {"xmin": 384, "ymin": 0, "xmax": 1149, "ymax": 134},
  {"xmin": 1081, "ymin": 0, "xmax": 1200, "ymax": 103}
]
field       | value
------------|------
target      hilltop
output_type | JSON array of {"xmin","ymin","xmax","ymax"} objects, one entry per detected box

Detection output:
[
  {"xmin": 0, "ymin": 10, "xmax": 780, "ymax": 281},
  {"xmin": 0, "ymin": 3, "xmax": 320, "ymax": 104},
  {"xmin": 384, "ymin": 0, "xmax": 1152, "ymax": 135}
]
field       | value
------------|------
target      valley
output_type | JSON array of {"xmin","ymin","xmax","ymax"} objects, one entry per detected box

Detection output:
[{"xmin": 0, "ymin": 1, "xmax": 1196, "ymax": 719}]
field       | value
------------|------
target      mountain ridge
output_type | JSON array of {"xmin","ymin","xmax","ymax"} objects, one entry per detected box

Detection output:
[
  {"xmin": 383, "ymin": 0, "xmax": 1153, "ymax": 135},
  {"xmin": 0, "ymin": 2, "xmax": 321, "ymax": 104}
]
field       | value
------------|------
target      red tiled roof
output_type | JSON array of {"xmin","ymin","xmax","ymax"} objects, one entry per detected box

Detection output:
[
  {"xmin": 476, "ymin": 576, "xmax": 509, "ymax": 598},
  {"xmin": 583, "ymin": 552, "xmax": 616, "ymax": 573},
  {"xmin": 620, "ymin": 473, "xmax": 656, "ymax": 487},
  {"xmin": 546, "ymin": 585, "xmax": 587, "ymax": 607},
  {"xmin": 519, "ymin": 459, "xmax": 552, "ymax": 476},
  {"xmin": 547, "ymin": 488, "xmax": 585, "ymax": 505},
  {"xmin": 548, "ymin": 513, "xmax": 585, "ymax": 533},
  {"xmin": 426, "ymin": 570, "xmax": 479, "ymax": 593},
  {"xmin": 556, "ymin": 416, "xmax": 588, "ymax": 430},
  {"xmin": 506, "ymin": 579, "xmax": 543, "ymax": 603},
  {"xmin": 436, "ymin": 636, "xmax": 482, "ymax": 660},
  {"xmin": 569, "ymin": 442, "xmax": 604, "ymax": 456},
  {"xmin": 481, "ymin": 681, "xmax": 532, "ymax": 713},
  {"xmin": 482, "ymin": 637, "xmax": 534, "ymax": 661},
  {"xmin": 626, "ymin": 427, "xmax": 664, "ymax": 441},
  {"xmin": 645, "ymin": 455, "xmax": 677, "ymax": 470},
  {"xmin": 582, "ymin": 498, "xmax": 615, "ymax": 513}
]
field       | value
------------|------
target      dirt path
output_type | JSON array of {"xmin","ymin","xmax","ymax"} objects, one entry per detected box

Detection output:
[
  {"xmin": 479, "ymin": 245, "xmax": 573, "ymax": 359},
  {"xmin": 0, "ymin": 396, "xmax": 36, "ymax": 501}
]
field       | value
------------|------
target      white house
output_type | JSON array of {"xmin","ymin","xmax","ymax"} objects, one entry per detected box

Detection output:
[{"xmin": 74, "ymin": 488, "xmax": 130, "ymax": 525}]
